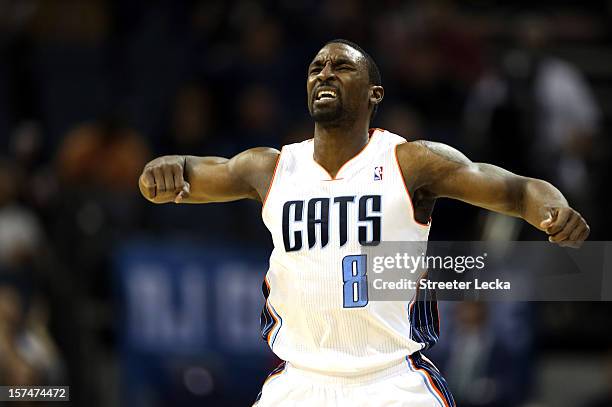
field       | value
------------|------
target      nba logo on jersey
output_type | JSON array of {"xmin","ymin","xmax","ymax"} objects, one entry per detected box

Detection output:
[{"xmin": 374, "ymin": 166, "xmax": 383, "ymax": 180}]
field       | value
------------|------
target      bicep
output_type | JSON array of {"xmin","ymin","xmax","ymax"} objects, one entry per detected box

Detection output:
[
  {"xmin": 184, "ymin": 148, "xmax": 279, "ymax": 203},
  {"xmin": 183, "ymin": 156, "xmax": 253, "ymax": 203},
  {"xmin": 432, "ymin": 162, "xmax": 526, "ymax": 216},
  {"xmin": 410, "ymin": 141, "xmax": 526, "ymax": 216}
]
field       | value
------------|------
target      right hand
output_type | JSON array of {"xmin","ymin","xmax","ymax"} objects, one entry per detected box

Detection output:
[{"xmin": 139, "ymin": 156, "xmax": 190, "ymax": 203}]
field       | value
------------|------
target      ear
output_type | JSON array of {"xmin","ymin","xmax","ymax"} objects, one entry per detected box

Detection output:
[{"xmin": 369, "ymin": 85, "xmax": 384, "ymax": 106}]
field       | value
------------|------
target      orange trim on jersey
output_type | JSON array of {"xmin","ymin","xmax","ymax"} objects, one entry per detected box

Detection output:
[
  {"xmin": 261, "ymin": 148, "xmax": 283, "ymax": 214},
  {"xmin": 408, "ymin": 355, "xmax": 451, "ymax": 407},
  {"xmin": 393, "ymin": 142, "xmax": 431, "ymax": 228},
  {"xmin": 265, "ymin": 303, "xmax": 280, "ymax": 345},
  {"xmin": 312, "ymin": 128, "xmax": 380, "ymax": 180},
  {"xmin": 264, "ymin": 276, "xmax": 281, "ymax": 346},
  {"xmin": 263, "ymin": 370, "xmax": 284, "ymax": 387},
  {"xmin": 263, "ymin": 366, "xmax": 285, "ymax": 386},
  {"xmin": 265, "ymin": 275, "xmax": 271, "ymax": 291}
]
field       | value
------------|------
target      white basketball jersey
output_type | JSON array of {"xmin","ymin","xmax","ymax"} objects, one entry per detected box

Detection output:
[{"xmin": 261, "ymin": 128, "xmax": 438, "ymax": 375}]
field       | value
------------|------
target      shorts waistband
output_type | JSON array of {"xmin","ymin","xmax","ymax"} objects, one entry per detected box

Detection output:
[{"xmin": 284, "ymin": 359, "xmax": 409, "ymax": 386}]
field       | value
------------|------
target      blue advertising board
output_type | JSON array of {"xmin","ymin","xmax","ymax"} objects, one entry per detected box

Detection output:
[{"xmin": 113, "ymin": 239, "xmax": 277, "ymax": 406}]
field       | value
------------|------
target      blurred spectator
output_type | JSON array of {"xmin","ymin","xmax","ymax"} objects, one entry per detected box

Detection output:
[
  {"xmin": 0, "ymin": 157, "xmax": 58, "ymax": 386},
  {"xmin": 9, "ymin": 121, "xmax": 43, "ymax": 172},
  {"xmin": 582, "ymin": 350, "xmax": 612, "ymax": 407},
  {"xmin": 56, "ymin": 117, "xmax": 149, "ymax": 191},
  {"xmin": 464, "ymin": 14, "xmax": 600, "ymax": 208},
  {"xmin": 0, "ymin": 283, "xmax": 38, "ymax": 385},
  {"xmin": 0, "ymin": 284, "xmax": 65, "ymax": 385},
  {"xmin": 8, "ymin": 121, "xmax": 60, "ymax": 216},
  {"xmin": 0, "ymin": 158, "xmax": 64, "ymax": 387},
  {"xmin": 431, "ymin": 302, "xmax": 533, "ymax": 407},
  {"xmin": 0, "ymin": 159, "xmax": 42, "ymax": 272}
]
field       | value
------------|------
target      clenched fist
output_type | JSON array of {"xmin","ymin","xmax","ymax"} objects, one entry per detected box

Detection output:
[
  {"xmin": 540, "ymin": 206, "xmax": 590, "ymax": 248},
  {"xmin": 139, "ymin": 156, "xmax": 190, "ymax": 203}
]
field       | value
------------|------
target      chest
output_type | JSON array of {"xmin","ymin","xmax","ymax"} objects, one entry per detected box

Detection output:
[{"xmin": 265, "ymin": 161, "xmax": 409, "ymax": 251}]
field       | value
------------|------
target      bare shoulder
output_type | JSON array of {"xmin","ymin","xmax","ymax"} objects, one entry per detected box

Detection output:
[
  {"xmin": 396, "ymin": 140, "xmax": 472, "ymax": 191},
  {"xmin": 250, "ymin": 147, "xmax": 281, "ymax": 165},
  {"xmin": 397, "ymin": 140, "xmax": 471, "ymax": 166},
  {"xmin": 230, "ymin": 147, "xmax": 281, "ymax": 201},
  {"xmin": 231, "ymin": 147, "xmax": 279, "ymax": 173}
]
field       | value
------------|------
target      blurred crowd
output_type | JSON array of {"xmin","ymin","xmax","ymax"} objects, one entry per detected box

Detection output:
[{"xmin": 0, "ymin": 0, "xmax": 611, "ymax": 406}]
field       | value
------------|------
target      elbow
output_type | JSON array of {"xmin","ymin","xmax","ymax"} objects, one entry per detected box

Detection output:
[{"xmin": 510, "ymin": 176, "xmax": 532, "ymax": 218}]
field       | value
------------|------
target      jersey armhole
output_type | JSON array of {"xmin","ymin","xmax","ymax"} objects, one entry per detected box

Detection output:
[
  {"xmin": 261, "ymin": 147, "xmax": 283, "ymax": 214},
  {"xmin": 394, "ymin": 142, "xmax": 432, "ymax": 228}
]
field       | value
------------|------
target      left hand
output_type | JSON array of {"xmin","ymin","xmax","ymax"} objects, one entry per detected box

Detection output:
[{"xmin": 540, "ymin": 207, "xmax": 590, "ymax": 248}]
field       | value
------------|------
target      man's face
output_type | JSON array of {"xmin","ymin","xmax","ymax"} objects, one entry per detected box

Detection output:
[{"xmin": 307, "ymin": 43, "xmax": 371, "ymax": 124}]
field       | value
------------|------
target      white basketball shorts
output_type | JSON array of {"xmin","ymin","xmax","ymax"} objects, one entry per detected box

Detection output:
[{"xmin": 253, "ymin": 353, "xmax": 455, "ymax": 407}]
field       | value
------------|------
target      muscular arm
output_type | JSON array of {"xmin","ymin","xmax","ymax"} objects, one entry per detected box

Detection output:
[
  {"xmin": 139, "ymin": 147, "xmax": 280, "ymax": 204},
  {"xmin": 397, "ymin": 141, "xmax": 590, "ymax": 247}
]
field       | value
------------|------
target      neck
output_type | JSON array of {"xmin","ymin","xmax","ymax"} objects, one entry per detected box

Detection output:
[{"xmin": 313, "ymin": 119, "xmax": 370, "ymax": 178}]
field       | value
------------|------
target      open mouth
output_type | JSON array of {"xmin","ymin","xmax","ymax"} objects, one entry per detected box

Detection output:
[{"xmin": 314, "ymin": 87, "xmax": 339, "ymax": 101}]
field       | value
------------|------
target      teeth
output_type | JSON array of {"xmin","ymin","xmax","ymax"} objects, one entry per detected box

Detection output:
[{"xmin": 317, "ymin": 89, "xmax": 337, "ymax": 100}]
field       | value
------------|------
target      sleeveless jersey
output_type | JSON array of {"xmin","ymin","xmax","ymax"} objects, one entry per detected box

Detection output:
[{"xmin": 260, "ymin": 128, "xmax": 439, "ymax": 375}]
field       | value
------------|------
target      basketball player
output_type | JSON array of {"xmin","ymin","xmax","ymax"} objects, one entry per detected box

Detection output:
[{"xmin": 138, "ymin": 40, "xmax": 590, "ymax": 406}]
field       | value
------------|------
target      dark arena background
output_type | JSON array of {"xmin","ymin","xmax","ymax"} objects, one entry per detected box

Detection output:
[{"xmin": 0, "ymin": 1, "xmax": 611, "ymax": 406}]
